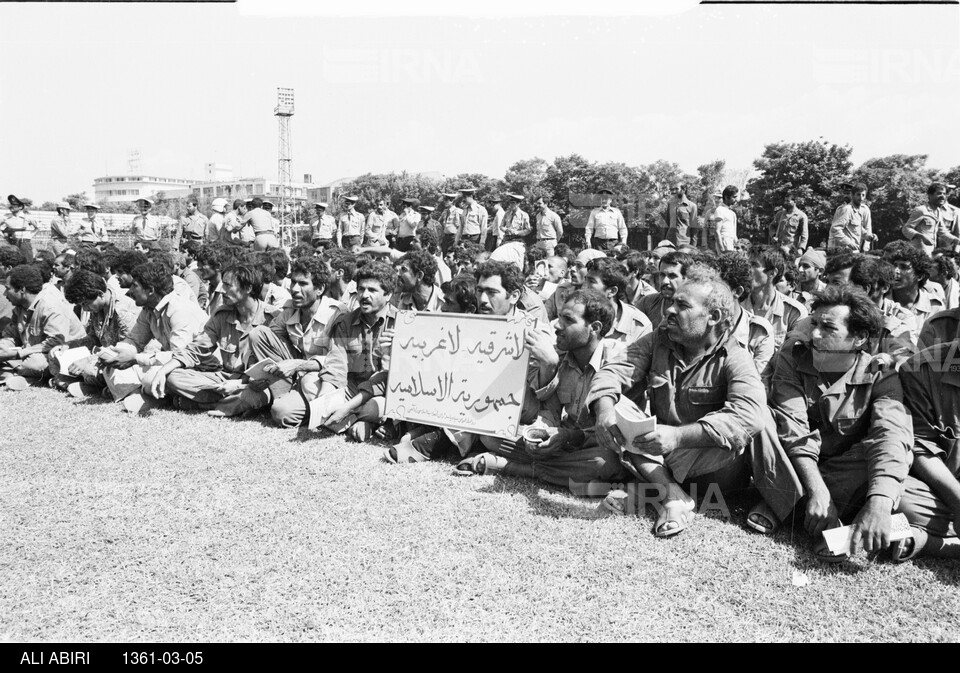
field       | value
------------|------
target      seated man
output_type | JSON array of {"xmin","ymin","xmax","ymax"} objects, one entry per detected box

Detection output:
[
  {"xmin": 587, "ymin": 269, "xmax": 801, "ymax": 537},
  {"xmin": 895, "ymin": 339, "xmax": 960, "ymax": 560},
  {"xmin": 622, "ymin": 251, "xmax": 657, "ymax": 308},
  {"xmin": 769, "ymin": 284, "xmax": 912, "ymax": 562},
  {"xmin": 0, "ymin": 264, "xmax": 85, "ymax": 384},
  {"xmin": 581, "ymin": 257, "xmax": 652, "ymax": 343},
  {"xmin": 849, "ymin": 256, "xmax": 917, "ymax": 363},
  {"xmin": 392, "ymin": 250, "xmax": 443, "ymax": 312},
  {"xmin": 97, "ymin": 262, "xmax": 208, "ymax": 413},
  {"xmin": 152, "ymin": 264, "xmax": 279, "ymax": 413},
  {"xmin": 300, "ymin": 261, "xmax": 398, "ymax": 440},
  {"xmin": 884, "ymin": 240, "xmax": 944, "ymax": 330},
  {"xmin": 452, "ymin": 289, "xmax": 632, "ymax": 488},
  {"xmin": 741, "ymin": 246, "xmax": 807, "ymax": 351},
  {"xmin": 240, "ymin": 257, "xmax": 344, "ymax": 423},
  {"xmin": 51, "ymin": 269, "xmax": 141, "ymax": 395},
  {"xmin": 636, "ymin": 251, "xmax": 697, "ymax": 330}
]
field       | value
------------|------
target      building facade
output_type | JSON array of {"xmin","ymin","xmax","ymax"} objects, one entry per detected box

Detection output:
[{"xmin": 93, "ymin": 175, "xmax": 194, "ymax": 203}]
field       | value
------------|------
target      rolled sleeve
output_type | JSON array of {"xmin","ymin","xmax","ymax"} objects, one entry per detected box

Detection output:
[
  {"xmin": 859, "ymin": 371, "xmax": 912, "ymax": 499},
  {"xmin": 769, "ymin": 348, "xmax": 822, "ymax": 462},
  {"xmin": 585, "ymin": 333, "xmax": 653, "ymax": 409},
  {"xmin": 695, "ymin": 349, "xmax": 766, "ymax": 452}
]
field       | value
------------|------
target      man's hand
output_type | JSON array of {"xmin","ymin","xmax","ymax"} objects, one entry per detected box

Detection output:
[
  {"xmin": 148, "ymin": 372, "xmax": 167, "ymax": 400},
  {"xmin": 0, "ymin": 348, "xmax": 19, "ymax": 361},
  {"xmin": 246, "ymin": 378, "xmax": 272, "ymax": 393},
  {"xmin": 632, "ymin": 425, "xmax": 680, "ymax": 456},
  {"xmin": 98, "ymin": 347, "xmax": 137, "ymax": 369},
  {"xmin": 216, "ymin": 379, "xmax": 245, "ymax": 396},
  {"xmin": 593, "ymin": 398, "xmax": 626, "ymax": 455},
  {"xmin": 263, "ymin": 359, "xmax": 304, "ymax": 380},
  {"xmin": 525, "ymin": 427, "xmax": 568, "ymax": 459},
  {"xmin": 850, "ymin": 496, "xmax": 893, "ymax": 555},
  {"xmin": 804, "ymin": 488, "xmax": 840, "ymax": 537},
  {"xmin": 525, "ymin": 329, "xmax": 559, "ymax": 368},
  {"xmin": 377, "ymin": 329, "xmax": 395, "ymax": 356},
  {"xmin": 322, "ymin": 404, "xmax": 353, "ymax": 428}
]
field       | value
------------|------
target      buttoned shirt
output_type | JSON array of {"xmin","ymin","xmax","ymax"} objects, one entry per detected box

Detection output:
[
  {"xmin": 241, "ymin": 208, "xmax": 275, "ymax": 236},
  {"xmin": 131, "ymin": 214, "xmax": 162, "ymax": 242},
  {"xmin": 391, "ymin": 285, "xmax": 444, "ymax": 313},
  {"xmin": 224, "ymin": 211, "xmax": 250, "ymax": 243},
  {"xmin": 489, "ymin": 206, "xmax": 505, "ymax": 240},
  {"xmin": 770, "ymin": 208, "xmax": 809, "ymax": 251},
  {"xmin": 545, "ymin": 281, "xmax": 577, "ymax": 321},
  {"xmin": 459, "ymin": 201, "xmax": 488, "ymax": 238},
  {"xmin": 918, "ymin": 307, "xmax": 960, "ymax": 350},
  {"xmin": 606, "ymin": 300, "xmax": 652, "ymax": 344},
  {"xmin": 68, "ymin": 289, "xmax": 140, "ymax": 350},
  {"xmin": 0, "ymin": 291, "xmax": 86, "ymax": 356},
  {"xmin": 1, "ymin": 212, "xmax": 39, "ymax": 241},
  {"xmin": 77, "ymin": 217, "xmax": 107, "ymax": 243},
  {"xmin": 587, "ymin": 327, "xmax": 768, "ymax": 482},
  {"xmin": 902, "ymin": 203, "xmax": 960, "ymax": 255},
  {"xmin": 791, "ymin": 279, "xmax": 827, "ymax": 313},
  {"xmin": 262, "ymin": 283, "xmax": 292, "ymax": 312},
  {"xmin": 500, "ymin": 206, "xmax": 531, "ymax": 239},
  {"xmin": 585, "ymin": 206, "xmax": 626, "ymax": 242},
  {"xmin": 439, "ymin": 206, "xmax": 464, "ymax": 235},
  {"xmin": 900, "ymin": 342, "xmax": 960, "ymax": 476},
  {"xmin": 769, "ymin": 341, "xmax": 911, "ymax": 502},
  {"xmin": 179, "ymin": 212, "xmax": 209, "ymax": 241},
  {"xmin": 535, "ymin": 338, "xmax": 626, "ymax": 431},
  {"xmin": 321, "ymin": 304, "xmax": 398, "ymax": 393},
  {"xmin": 49, "ymin": 215, "xmax": 75, "ymax": 241},
  {"xmin": 627, "ymin": 280, "xmax": 658, "ymax": 309},
  {"xmin": 122, "ymin": 292, "xmax": 207, "ymax": 364},
  {"xmin": 339, "ymin": 210, "xmax": 365, "ymax": 238},
  {"xmin": 900, "ymin": 285, "xmax": 945, "ymax": 332},
  {"xmin": 364, "ymin": 209, "xmax": 396, "ymax": 246},
  {"xmin": 206, "ymin": 212, "xmax": 225, "ymax": 244},
  {"xmin": 636, "ymin": 292, "xmax": 669, "ymax": 330},
  {"xmin": 828, "ymin": 203, "xmax": 872, "ymax": 251},
  {"xmin": 741, "ymin": 290, "xmax": 807, "ymax": 351},
  {"xmin": 731, "ymin": 307, "xmax": 776, "ymax": 384},
  {"xmin": 396, "ymin": 209, "xmax": 421, "ymax": 238},
  {"xmin": 311, "ymin": 213, "xmax": 338, "ymax": 241},
  {"xmin": 535, "ymin": 207, "xmax": 563, "ymax": 241},
  {"xmin": 709, "ymin": 205, "xmax": 737, "ymax": 252},
  {"xmin": 173, "ymin": 300, "xmax": 279, "ymax": 374},
  {"xmin": 877, "ymin": 297, "xmax": 919, "ymax": 351},
  {"xmin": 269, "ymin": 295, "xmax": 343, "ymax": 363},
  {"xmin": 664, "ymin": 196, "xmax": 699, "ymax": 246}
]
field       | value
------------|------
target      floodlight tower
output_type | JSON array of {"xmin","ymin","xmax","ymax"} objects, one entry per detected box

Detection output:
[{"xmin": 275, "ymin": 88, "xmax": 295, "ymax": 244}]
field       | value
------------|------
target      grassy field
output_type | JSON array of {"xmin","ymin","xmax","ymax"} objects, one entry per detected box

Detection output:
[{"xmin": 2, "ymin": 386, "xmax": 959, "ymax": 643}]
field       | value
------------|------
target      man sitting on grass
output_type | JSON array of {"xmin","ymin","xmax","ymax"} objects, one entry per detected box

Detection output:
[
  {"xmin": 0, "ymin": 265, "xmax": 85, "ymax": 387},
  {"xmin": 586, "ymin": 266, "xmax": 802, "ymax": 538},
  {"xmin": 581, "ymin": 257, "xmax": 652, "ymax": 344},
  {"xmin": 768, "ymin": 284, "xmax": 912, "ymax": 562},
  {"xmin": 96, "ymin": 262, "xmax": 207, "ymax": 413},
  {"xmin": 151, "ymin": 264, "xmax": 280, "ymax": 413},
  {"xmin": 635, "ymin": 251, "xmax": 697, "ymax": 330}
]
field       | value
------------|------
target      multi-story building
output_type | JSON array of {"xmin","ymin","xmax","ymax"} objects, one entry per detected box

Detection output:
[
  {"xmin": 92, "ymin": 175, "xmax": 194, "ymax": 203},
  {"xmin": 191, "ymin": 175, "xmax": 315, "ymax": 208}
]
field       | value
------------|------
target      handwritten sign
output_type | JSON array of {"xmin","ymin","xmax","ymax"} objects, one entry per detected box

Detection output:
[{"xmin": 384, "ymin": 311, "xmax": 534, "ymax": 439}]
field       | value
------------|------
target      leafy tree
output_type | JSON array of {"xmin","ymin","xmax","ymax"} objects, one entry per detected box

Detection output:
[
  {"xmin": 941, "ymin": 165, "xmax": 960, "ymax": 208},
  {"xmin": 696, "ymin": 160, "xmax": 726, "ymax": 211},
  {"xmin": 38, "ymin": 201, "xmax": 59, "ymax": 211},
  {"xmin": 503, "ymin": 157, "xmax": 549, "ymax": 202},
  {"xmin": 334, "ymin": 172, "xmax": 445, "ymax": 215},
  {"xmin": 63, "ymin": 193, "xmax": 87, "ymax": 210},
  {"xmin": 851, "ymin": 154, "xmax": 937, "ymax": 247},
  {"xmin": 747, "ymin": 139, "xmax": 853, "ymax": 246},
  {"xmin": 439, "ymin": 173, "xmax": 505, "ymax": 207}
]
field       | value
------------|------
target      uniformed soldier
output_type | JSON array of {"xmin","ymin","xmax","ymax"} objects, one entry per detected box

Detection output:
[
  {"xmin": 395, "ymin": 198, "xmax": 421, "ymax": 252},
  {"xmin": 485, "ymin": 195, "xmax": 504, "ymax": 252},
  {"xmin": 456, "ymin": 187, "xmax": 487, "ymax": 246},
  {"xmin": 364, "ymin": 198, "xmax": 396, "ymax": 248},
  {"xmin": 437, "ymin": 192, "xmax": 463, "ymax": 254},
  {"xmin": 533, "ymin": 196, "xmax": 563, "ymax": 257},
  {"xmin": 77, "ymin": 202, "xmax": 107, "ymax": 245},
  {"xmin": 262, "ymin": 201, "xmax": 281, "ymax": 237},
  {"xmin": 48, "ymin": 202, "xmax": 76, "ymax": 255},
  {"xmin": 584, "ymin": 187, "xmax": 626, "ymax": 251},
  {"xmin": 310, "ymin": 202, "xmax": 338, "ymax": 250},
  {"xmin": 417, "ymin": 205, "xmax": 440, "ymax": 243},
  {"xmin": 902, "ymin": 182, "xmax": 960, "ymax": 256},
  {"xmin": 177, "ymin": 195, "xmax": 209, "ymax": 247},
  {"xmin": 1, "ymin": 195, "xmax": 39, "ymax": 262},
  {"xmin": 828, "ymin": 182, "xmax": 876, "ymax": 252},
  {"xmin": 130, "ymin": 198, "xmax": 163, "ymax": 244},
  {"xmin": 769, "ymin": 192, "xmax": 809, "ymax": 254},
  {"xmin": 662, "ymin": 184, "xmax": 699, "ymax": 247},
  {"xmin": 498, "ymin": 193, "xmax": 531, "ymax": 246},
  {"xmin": 338, "ymin": 195, "xmax": 365, "ymax": 248}
]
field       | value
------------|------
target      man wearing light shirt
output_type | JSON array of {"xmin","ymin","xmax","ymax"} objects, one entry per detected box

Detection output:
[
  {"xmin": 130, "ymin": 198, "xmax": 163, "ymax": 244},
  {"xmin": 485, "ymin": 195, "xmax": 504, "ymax": 252},
  {"xmin": 828, "ymin": 182, "xmax": 875, "ymax": 252},
  {"xmin": 584, "ymin": 188, "xmax": 626, "ymax": 251},
  {"xmin": 456, "ymin": 187, "xmax": 487, "ymax": 246},
  {"xmin": 394, "ymin": 197, "xmax": 421, "ymax": 252},
  {"xmin": 339, "ymin": 195, "xmax": 365, "ymax": 248},
  {"xmin": 438, "ymin": 192, "xmax": 463, "ymax": 254},
  {"xmin": 662, "ymin": 184, "xmax": 699, "ymax": 247},
  {"xmin": 364, "ymin": 198, "xmax": 396, "ymax": 248},
  {"xmin": 533, "ymin": 196, "xmax": 563, "ymax": 257},
  {"xmin": 708, "ymin": 185, "xmax": 739, "ymax": 252},
  {"xmin": 902, "ymin": 182, "xmax": 960, "ymax": 255}
]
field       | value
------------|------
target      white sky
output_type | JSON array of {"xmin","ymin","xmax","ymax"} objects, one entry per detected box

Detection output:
[{"xmin": 1, "ymin": 1, "xmax": 958, "ymax": 202}]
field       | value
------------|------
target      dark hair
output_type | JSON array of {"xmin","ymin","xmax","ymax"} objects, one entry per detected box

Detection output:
[
  {"xmin": 850, "ymin": 256, "xmax": 896, "ymax": 294},
  {"xmin": 268, "ymin": 250, "xmax": 290, "ymax": 281},
  {"xmin": 290, "ymin": 256, "xmax": 330, "ymax": 292},
  {"xmin": 400, "ymin": 249, "xmax": 438, "ymax": 286},
  {"xmin": 934, "ymin": 255, "xmax": 958, "ymax": 283},
  {"xmin": 714, "ymin": 250, "xmax": 752, "ymax": 297},
  {"xmin": 853, "ymin": 182, "xmax": 868, "ymax": 193},
  {"xmin": 250, "ymin": 197, "xmax": 263, "ymax": 209},
  {"xmin": 195, "ymin": 245, "xmax": 227, "ymax": 273},
  {"xmin": 35, "ymin": 249, "xmax": 56, "ymax": 266},
  {"xmin": 148, "ymin": 251, "xmax": 176, "ymax": 275},
  {"xmin": 222, "ymin": 264, "xmax": 263, "ymax": 298},
  {"xmin": 623, "ymin": 251, "xmax": 647, "ymax": 276},
  {"xmin": 722, "ymin": 185, "xmax": 739, "ymax": 200},
  {"xmin": 440, "ymin": 274, "xmax": 478, "ymax": 314},
  {"xmin": 0, "ymin": 248, "xmax": 25, "ymax": 269},
  {"xmin": 290, "ymin": 243, "xmax": 315, "ymax": 260},
  {"xmin": 185, "ymin": 195, "xmax": 199, "ymax": 206},
  {"xmin": 324, "ymin": 249, "xmax": 357, "ymax": 283},
  {"xmin": 927, "ymin": 182, "xmax": 947, "ymax": 196},
  {"xmin": 883, "ymin": 240, "xmax": 933, "ymax": 287},
  {"xmin": 232, "ymin": 199, "xmax": 245, "ymax": 210},
  {"xmin": 355, "ymin": 260, "xmax": 397, "ymax": 295},
  {"xmin": 75, "ymin": 248, "xmax": 106, "ymax": 277},
  {"xmin": 251, "ymin": 253, "xmax": 277, "ymax": 284},
  {"xmin": 181, "ymin": 240, "xmax": 202, "ymax": 257},
  {"xmin": 565, "ymin": 288, "xmax": 615, "ymax": 337},
  {"xmin": 130, "ymin": 262, "xmax": 174, "ymax": 297},
  {"xmin": 586, "ymin": 257, "xmax": 629, "ymax": 300},
  {"xmin": 750, "ymin": 246, "xmax": 787, "ymax": 283},
  {"xmin": 7, "ymin": 265, "xmax": 43, "ymax": 294},
  {"xmin": 63, "ymin": 269, "xmax": 107, "ymax": 304},
  {"xmin": 824, "ymin": 251, "xmax": 859, "ymax": 275},
  {"xmin": 811, "ymin": 284, "xmax": 882, "ymax": 340},
  {"xmin": 660, "ymin": 251, "xmax": 697, "ymax": 276},
  {"xmin": 475, "ymin": 260, "xmax": 525, "ymax": 295},
  {"xmin": 114, "ymin": 249, "xmax": 149, "ymax": 277},
  {"xmin": 417, "ymin": 228, "xmax": 439, "ymax": 255},
  {"xmin": 33, "ymin": 260, "xmax": 53, "ymax": 284}
]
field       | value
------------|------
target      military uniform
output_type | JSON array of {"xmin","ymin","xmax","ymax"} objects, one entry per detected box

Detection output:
[
  {"xmin": 585, "ymin": 205, "xmax": 626, "ymax": 250},
  {"xmin": 339, "ymin": 209, "xmax": 365, "ymax": 248},
  {"xmin": 741, "ymin": 290, "xmax": 808, "ymax": 351},
  {"xmin": 663, "ymin": 196, "xmax": 699, "ymax": 247},
  {"xmin": 131, "ymin": 213, "xmax": 163, "ymax": 243},
  {"xmin": 458, "ymin": 201, "xmax": 488, "ymax": 245},
  {"xmin": 499, "ymin": 205, "xmax": 531, "ymax": 245},
  {"xmin": 606, "ymin": 300, "xmax": 652, "ymax": 344},
  {"xmin": 439, "ymin": 205, "xmax": 463, "ymax": 254},
  {"xmin": 311, "ymin": 213, "xmax": 338, "ymax": 249},
  {"xmin": 770, "ymin": 207, "xmax": 809, "ymax": 252},
  {"xmin": 1, "ymin": 211, "xmax": 39, "ymax": 262},
  {"xmin": 178, "ymin": 212, "xmax": 209, "ymax": 243},
  {"xmin": 828, "ymin": 202, "xmax": 872, "ymax": 252},
  {"xmin": 902, "ymin": 203, "xmax": 960, "ymax": 255}
]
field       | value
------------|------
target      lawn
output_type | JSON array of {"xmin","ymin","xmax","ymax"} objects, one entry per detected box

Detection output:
[{"xmin": 2, "ymin": 386, "xmax": 958, "ymax": 642}]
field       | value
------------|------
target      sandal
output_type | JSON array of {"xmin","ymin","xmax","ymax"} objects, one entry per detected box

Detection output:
[
  {"xmin": 746, "ymin": 500, "xmax": 781, "ymax": 535},
  {"xmin": 813, "ymin": 538, "xmax": 850, "ymax": 564},
  {"xmin": 598, "ymin": 489, "xmax": 629, "ymax": 516},
  {"xmin": 453, "ymin": 452, "xmax": 508, "ymax": 476},
  {"xmin": 347, "ymin": 421, "xmax": 374, "ymax": 442},
  {"xmin": 653, "ymin": 499, "xmax": 696, "ymax": 538},
  {"xmin": 0, "ymin": 375, "xmax": 28, "ymax": 391},
  {"xmin": 383, "ymin": 437, "xmax": 429, "ymax": 465},
  {"xmin": 890, "ymin": 528, "xmax": 927, "ymax": 563}
]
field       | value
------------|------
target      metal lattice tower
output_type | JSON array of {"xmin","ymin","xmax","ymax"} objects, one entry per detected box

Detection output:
[{"xmin": 275, "ymin": 88, "xmax": 295, "ymax": 246}]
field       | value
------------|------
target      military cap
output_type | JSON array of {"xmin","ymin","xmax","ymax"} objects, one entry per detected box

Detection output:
[
  {"xmin": 135, "ymin": 197, "xmax": 154, "ymax": 206},
  {"xmin": 7, "ymin": 194, "xmax": 23, "ymax": 206},
  {"xmin": 402, "ymin": 197, "xmax": 420, "ymax": 206},
  {"xmin": 597, "ymin": 187, "xmax": 614, "ymax": 195},
  {"xmin": 56, "ymin": 202, "xmax": 72, "ymax": 212},
  {"xmin": 313, "ymin": 202, "xmax": 328, "ymax": 209},
  {"xmin": 342, "ymin": 195, "xmax": 359, "ymax": 203},
  {"xmin": 418, "ymin": 205, "xmax": 435, "ymax": 213},
  {"xmin": 440, "ymin": 192, "xmax": 458, "ymax": 199},
  {"xmin": 457, "ymin": 187, "xmax": 477, "ymax": 194}
]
